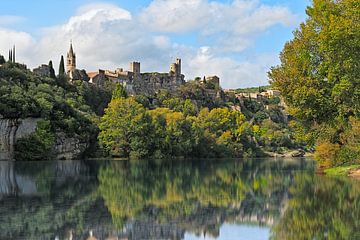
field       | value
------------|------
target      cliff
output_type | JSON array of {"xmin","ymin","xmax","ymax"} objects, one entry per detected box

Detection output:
[
  {"xmin": 0, "ymin": 117, "xmax": 40, "ymax": 159},
  {"xmin": 0, "ymin": 63, "xmax": 103, "ymax": 161},
  {"xmin": 0, "ymin": 117, "xmax": 89, "ymax": 160}
]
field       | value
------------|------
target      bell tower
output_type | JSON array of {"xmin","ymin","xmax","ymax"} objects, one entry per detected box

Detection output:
[{"xmin": 66, "ymin": 41, "xmax": 76, "ymax": 73}]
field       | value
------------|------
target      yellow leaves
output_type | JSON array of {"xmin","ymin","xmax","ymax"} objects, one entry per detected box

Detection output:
[
  {"xmin": 314, "ymin": 141, "xmax": 341, "ymax": 168},
  {"xmin": 252, "ymin": 125, "xmax": 261, "ymax": 134},
  {"xmin": 165, "ymin": 111, "xmax": 185, "ymax": 125},
  {"xmin": 217, "ymin": 131, "xmax": 233, "ymax": 145}
]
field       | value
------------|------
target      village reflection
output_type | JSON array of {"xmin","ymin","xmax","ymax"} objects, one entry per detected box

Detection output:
[{"xmin": 0, "ymin": 159, "xmax": 358, "ymax": 240}]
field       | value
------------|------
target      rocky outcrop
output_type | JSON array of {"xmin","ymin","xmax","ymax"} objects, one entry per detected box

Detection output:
[
  {"xmin": 0, "ymin": 117, "xmax": 40, "ymax": 159},
  {"xmin": 53, "ymin": 132, "xmax": 88, "ymax": 160},
  {"xmin": 0, "ymin": 117, "xmax": 89, "ymax": 160}
]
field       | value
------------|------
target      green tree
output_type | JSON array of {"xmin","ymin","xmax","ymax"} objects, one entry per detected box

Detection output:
[
  {"xmin": 0, "ymin": 54, "xmax": 5, "ymax": 64},
  {"xmin": 98, "ymin": 97, "xmax": 153, "ymax": 158},
  {"xmin": 112, "ymin": 83, "xmax": 128, "ymax": 99},
  {"xmin": 15, "ymin": 120, "xmax": 55, "ymax": 160},
  {"xmin": 58, "ymin": 55, "xmax": 65, "ymax": 76},
  {"xmin": 268, "ymin": 0, "xmax": 360, "ymax": 166},
  {"xmin": 48, "ymin": 60, "xmax": 56, "ymax": 79},
  {"xmin": 182, "ymin": 99, "xmax": 197, "ymax": 116}
]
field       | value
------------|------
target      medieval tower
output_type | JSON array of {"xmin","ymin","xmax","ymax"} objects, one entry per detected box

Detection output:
[
  {"xmin": 130, "ymin": 62, "xmax": 140, "ymax": 74},
  {"xmin": 66, "ymin": 42, "xmax": 76, "ymax": 73},
  {"xmin": 170, "ymin": 58, "xmax": 181, "ymax": 76}
]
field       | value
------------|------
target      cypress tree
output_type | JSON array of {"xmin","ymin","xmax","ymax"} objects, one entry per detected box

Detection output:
[
  {"xmin": 0, "ymin": 55, "xmax": 5, "ymax": 64},
  {"xmin": 48, "ymin": 60, "xmax": 56, "ymax": 79},
  {"xmin": 59, "ymin": 55, "xmax": 65, "ymax": 76}
]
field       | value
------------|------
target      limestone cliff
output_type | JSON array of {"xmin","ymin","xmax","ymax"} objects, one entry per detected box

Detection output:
[
  {"xmin": 0, "ymin": 117, "xmax": 89, "ymax": 160},
  {"xmin": 54, "ymin": 132, "xmax": 89, "ymax": 160},
  {"xmin": 0, "ymin": 117, "xmax": 40, "ymax": 159}
]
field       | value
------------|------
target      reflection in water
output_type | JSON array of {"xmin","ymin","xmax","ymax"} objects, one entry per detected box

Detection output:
[
  {"xmin": 271, "ymin": 174, "xmax": 360, "ymax": 240},
  {"xmin": 0, "ymin": 158, "xmax": 358, "ymax": 239}
]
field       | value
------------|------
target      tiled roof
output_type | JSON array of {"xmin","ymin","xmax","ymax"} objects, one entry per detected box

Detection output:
[{"xmin": 87, "ymin": 72, "xmax": 99, "ymax": 78}]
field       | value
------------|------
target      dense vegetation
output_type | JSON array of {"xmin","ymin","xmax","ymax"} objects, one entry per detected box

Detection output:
[
  {"xmin": 98, "ymin": 83, "xmax": 302, "ymax": 159},
  {"xmin": 0, "ymin": 56, "xmax": 302, "ymax": 160},
  {"xmin": 0, "ymin": 61, "xmax": 111, "ymax": 160},
  {"xmin": 269, "ymin": 0, "xmax": 360, "ymax": 168},
  {"xmin": 235, "ymin": 85, "xmax": 270, "ymax": 93}
]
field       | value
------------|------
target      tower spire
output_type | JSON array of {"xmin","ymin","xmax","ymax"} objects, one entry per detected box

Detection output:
[{"xmin": 66, "ymin": 41, "xmax": 76, "ymax": 74}]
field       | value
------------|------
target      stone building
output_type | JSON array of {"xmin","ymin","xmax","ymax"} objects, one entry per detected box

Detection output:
[
  {"xmin": 62, "ymin": 42, "xmax": 185, "ymax": 94},
  {"xmin": 206, "ymin": 76, "xmax": 220, "ymax": 89},
  {"xmin": 260, "ymin": 89, "xmax": 281, "ymax": 98},
  {"xmin": 67, "ymin": 42, "xmax": 76, "ymax": 74},
  {"xmin": 33, "ymin": 64, "xmax": 51, "ymax": 77},
  {"xmin": 87, "ymin": 57, "xmax": 185, "ymax": 95},
  {"xmin": 88, "ymin": 67, "xmax": 135, "ymax": 94},
  {"xmin": 64, "ymin": 43, "xmax": 90, "ymax": 82}
]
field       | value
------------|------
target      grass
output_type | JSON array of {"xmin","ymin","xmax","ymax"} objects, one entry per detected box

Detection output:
[{"xmin": 324, "ymin": 165, "xmax": 360, "ymax": 176}]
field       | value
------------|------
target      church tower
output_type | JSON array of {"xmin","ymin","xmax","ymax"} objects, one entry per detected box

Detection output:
[{"xmin": 66, "ymin": 41, "xmax": 76, "ymax": 73}]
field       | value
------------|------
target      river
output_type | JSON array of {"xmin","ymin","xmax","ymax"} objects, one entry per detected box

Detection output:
[{"xmin": 0, "ymin": 158, "xmax": 359, "ymax": 240}]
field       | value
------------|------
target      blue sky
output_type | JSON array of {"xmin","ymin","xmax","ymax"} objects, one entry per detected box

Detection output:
[{"xmin": 0, "ymin": 0, "xmax": 310, "ymax": 88}]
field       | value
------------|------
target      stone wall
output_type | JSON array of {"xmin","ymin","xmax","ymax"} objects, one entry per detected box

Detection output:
[
  {"xmin": 133, "ymin": 73, "xmax": 185, "ymax": 95},
  {"xmin": 33, "ymin": 64, "xmax": 51, "ymax": 77}
]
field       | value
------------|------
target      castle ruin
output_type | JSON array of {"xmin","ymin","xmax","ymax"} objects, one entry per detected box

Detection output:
[
  {"xmin": 30, "ymin": 42, "xmax": 222, "ymax": 96},
  {"xmin": 83, "ymin": 45, "xmax": 185, "ymax": 95}
]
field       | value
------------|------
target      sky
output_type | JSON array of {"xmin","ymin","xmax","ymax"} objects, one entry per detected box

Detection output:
[{"xmin": 0, "ymin": 0, "xmax": 310, "ymax": 88}]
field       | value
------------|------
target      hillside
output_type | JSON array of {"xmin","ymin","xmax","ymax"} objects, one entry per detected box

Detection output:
[
  {"xmin": 0, "ymin": 62, "xmax": 111, "ymax": 160},
  {"xmin": 0, "ymin": 61, "xmax": 305, "ymax": 160}
]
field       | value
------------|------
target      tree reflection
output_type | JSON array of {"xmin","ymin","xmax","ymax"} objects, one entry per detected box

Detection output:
[
  {"xmin": 98, "ymin": 159, "xmax": 309, "ymax": 236},
  {"xmin": 271, "ymin": 175, "xmax": 360, "ymax": 240},
  {"xmin": 2, "ymin": 159, "xmax": 357, "ymax": 239}
]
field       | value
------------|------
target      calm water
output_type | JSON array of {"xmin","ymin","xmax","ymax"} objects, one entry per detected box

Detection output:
[{"xmin": 0, "ymin": 158, "xmax": 359, "ymax": 240}]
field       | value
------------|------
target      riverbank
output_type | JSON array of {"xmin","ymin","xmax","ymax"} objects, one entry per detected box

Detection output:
[
  {"xmin": 324, "ymin": 165, "xmax": 360, "ymax": 178},
  {"xmin": 264, "ymin": 149, "xmax": 312, "ymax": 158}
]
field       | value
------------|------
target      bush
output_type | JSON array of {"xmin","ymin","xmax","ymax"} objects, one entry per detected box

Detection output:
[
  {"xmin": 314, "ymin": 141, "xmax": 341, "ymax": 168},
  {"xmin": 14, "ymin": 120, "xmax": 55, "ymax": 161}
]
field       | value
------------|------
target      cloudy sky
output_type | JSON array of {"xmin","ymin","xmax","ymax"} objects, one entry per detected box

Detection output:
[{"xmin": 0, "ymin": 0, "xmax": 309, "ymax": 88}]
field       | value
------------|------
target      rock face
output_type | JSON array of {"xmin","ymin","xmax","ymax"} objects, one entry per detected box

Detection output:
[
  {"xmin": 0, "ymin": 118, "xmax": 40, "ymax": 159},
  {"xmin": 0, "ymin": 117, "xmax": 88, "ymax": 160},
  {"xmin": 53, "ymin": 132, "xmax": 88, "ymax": 160}
]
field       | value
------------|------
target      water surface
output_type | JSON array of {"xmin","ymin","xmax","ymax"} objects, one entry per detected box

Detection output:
[{"xmin": 0, "ymin": 158, "xmax": 359, "ymax": 240}]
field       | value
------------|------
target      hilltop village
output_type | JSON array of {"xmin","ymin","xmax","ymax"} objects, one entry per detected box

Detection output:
[
  {"xmin": 31, "ymin": 43, "xmax": 223, "ymax": 96},
  {"xmin": 2, "ymin": 43, "xmax": 281, "ymax": 102}
]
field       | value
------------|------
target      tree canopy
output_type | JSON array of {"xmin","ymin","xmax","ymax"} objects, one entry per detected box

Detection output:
[{"xmin": 269, "ymin": 0, "xmax": 360, "ymax": 167}]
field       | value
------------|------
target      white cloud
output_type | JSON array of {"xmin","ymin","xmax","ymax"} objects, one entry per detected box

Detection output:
[
  {"xmin": 140, "ymin": 0, "xmax": 298, "ymax": 52},
  {"xmin": 0, "ymin": 15, "xmax": 26, "ymax": 26},
  {"xmin": 0, "ymin": 28, "xmax": 35, "ymax": 64},
  {"xmin": 184, "ymin": 46, "xmax": 278, "ymax": 88},
  {"xmin": 139, "ymin": 0, "xmax": 209, "ymax": 32},
  {"xmin": 0, "ymin": 1, "xmax": 299, "ymax": 88},
  {"xmin": 32, "ymin": 3, "xmax": 174, "ymax": 73}
]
